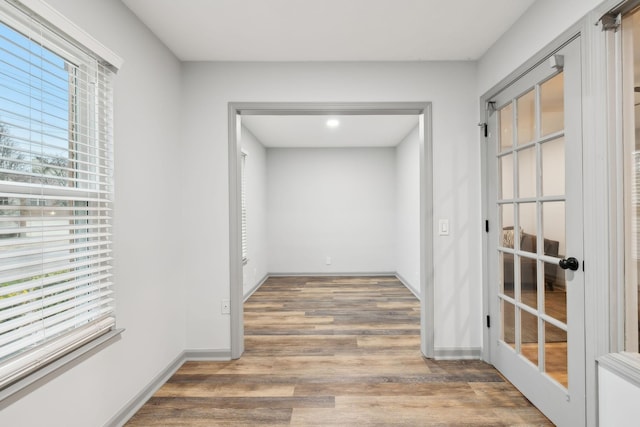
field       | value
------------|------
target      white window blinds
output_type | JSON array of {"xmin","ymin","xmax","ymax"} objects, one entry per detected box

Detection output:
[
  {"xmin": 0, "ymin": 1, "xmax": 116, "ymax": 389},
  {"xmin": 241, "ymin": 152, "xmax": 248, "ymax": 262}
]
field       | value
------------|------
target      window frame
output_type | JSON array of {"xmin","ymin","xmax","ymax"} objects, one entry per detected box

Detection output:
[
  {"xmin": 609, "ymin": 0, "xmax": 640, "ymax": 356},
  {"xmin": 0, "ymin": 0, "xmax": 122, "ymax": 401},
  {"xmin": 592, "ymin": 0, "xmax": 640, "ymax": 390},
  {"xmin": 618, "ymin": 4, "xmax": 638, "ymax": 354}
]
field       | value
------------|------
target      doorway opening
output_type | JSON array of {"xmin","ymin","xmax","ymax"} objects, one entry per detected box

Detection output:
[{"xmin": 228, "ymin": 103, "xmax": 433, "ymax": 359}]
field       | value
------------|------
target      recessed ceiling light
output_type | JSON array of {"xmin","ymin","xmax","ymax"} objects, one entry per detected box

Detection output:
[{"xmin": 326, "ymin": 119, "xmax": 339, "ymax": 128}]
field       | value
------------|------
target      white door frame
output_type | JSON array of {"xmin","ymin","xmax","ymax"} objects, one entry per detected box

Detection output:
[
  {"xmin": 227, "ymin": 102, "xmax": 434, "ymax": 359},
  {"xmin": 480, "ymin": 15, "xmax": 616, "ymax": 426},
  {"xmin": 486, "ymin": 36, "xmax": 585, "ymax": 426}
]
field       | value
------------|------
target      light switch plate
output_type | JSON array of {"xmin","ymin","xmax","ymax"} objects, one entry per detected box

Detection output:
[{"xmin": 438, "ymin": 219, "xmax": 449, "ymax": 236}]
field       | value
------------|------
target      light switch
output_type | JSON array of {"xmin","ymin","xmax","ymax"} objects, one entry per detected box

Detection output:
[{"xmin": 439, "ymin": 219, "xmax": 449, "ymax": 236}]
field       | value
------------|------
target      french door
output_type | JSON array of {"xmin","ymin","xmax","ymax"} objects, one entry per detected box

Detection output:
[{"xmin": 486, "ymin": 38, "xmax": 585, "ymax": 426}]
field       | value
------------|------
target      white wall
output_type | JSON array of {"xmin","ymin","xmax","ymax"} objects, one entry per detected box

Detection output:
[
  {"xmin": 395, "ymin": 126, "xmax": 421, "ymax": 295},
  {"xmin": 240, "ymin": 126, "xmax": 268, "ymax": 296},
  {"xmin": 267, "ymin": 147, "xmax": 396, "ymax": 274},
  {"xmin": 477, "ymin": 0, "xmax": 601, "ymax": 95},
  {"xmin": 0, "ymin": 1, "xmax": 185, "ymax": 426},
  {"xmin": 181, "ymin": 60, "xmax": 481, "ymax": 353}
]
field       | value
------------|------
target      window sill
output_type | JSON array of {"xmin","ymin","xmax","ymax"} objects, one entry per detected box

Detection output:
[
  {"xmin": 598, "ymin": 352, "xmax": 640, "ymax": 389},
  {"xmin": 0, "ymin": 328, "xmax": 123, "ymax": 407}
]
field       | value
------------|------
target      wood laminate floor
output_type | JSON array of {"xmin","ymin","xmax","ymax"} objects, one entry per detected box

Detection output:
[{"xmin": 127, "ymin": 276, "xmax": 552, "ymax": 426}]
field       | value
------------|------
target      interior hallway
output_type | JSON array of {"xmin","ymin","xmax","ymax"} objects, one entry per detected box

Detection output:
[{"xmin": 126, "ymin": 276, "xmax": 551, "ymax": 426}]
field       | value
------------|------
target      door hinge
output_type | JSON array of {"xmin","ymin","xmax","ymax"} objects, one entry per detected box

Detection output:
[
  {"xmin": 478, "ymin": 122, "xmax": 488, "ymax": 138},
  {"xmin": 549, "ymin": 54, "xmax": 564, "ymax": 71},
  {"xmin": 485, "ymin": 220, "xmax": 489, "ymax": 233},
  {"xmin": 486, "ymin": 315, "xmax": 491, "ymax": 328}
]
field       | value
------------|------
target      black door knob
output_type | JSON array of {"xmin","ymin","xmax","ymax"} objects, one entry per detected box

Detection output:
[{"xmin": 559, "ymin": 257, "xmax": 579, "ymax": 271}]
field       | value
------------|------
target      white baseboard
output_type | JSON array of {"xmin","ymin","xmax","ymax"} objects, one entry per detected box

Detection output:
[
  {"xmin": 106, "ymin": 351, "xmax": 185, "ymax": 427},
  {"xmin": 246, "ymin": 272, "xmax": 420, "ymax": 300},
  {"xmin": 267, "ymin": 271, "xmax": 397, "ymax": 277},
  {"xmin": 106, "ymin": 349, "xmax": 231, "ymax": 427},
  {"xmin": 184, "ymin": 349, "xmax": 232, "ymax": 361},
  {"xmin": 243, "ymin": 274, "xmax": 269, "ymax": 302},
  {"xmin": 433, "ymin": 347, "xmax": 482, "ymax": 360},
  {"xmin": 395, "ymin": 272, "xmax": 420, "ymax": 300}
]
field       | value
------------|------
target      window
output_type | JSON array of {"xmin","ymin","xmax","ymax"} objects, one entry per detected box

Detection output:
[
  {"xmin": 622, "ymin": 6, "xmax": 640, "ymax": 352},
  {"xmin": 241, "ymin": 151, "xmax": 247, "ymax": 263},
  {"xmin": 0, "ymin": 1, "xmax": 117, "ymax": 391}
]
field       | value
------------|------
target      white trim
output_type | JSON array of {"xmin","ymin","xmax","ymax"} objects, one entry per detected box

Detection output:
[
  {"xmin": 266, "ymin": 271, "xmax": 397, "ymax": 277},
  {"xmin": 229, "ymin": 105, "xmax": 244, "ymax": 359},
  {"xmin": 598, "ymin": 353, "xmax": 640, "ymax": 389},
  {"xmin": 105, "ymin": 349, "xmax": 232, "ymax": 427},
  {"xmin": 5, "ymin": 0, "xmax": 123, "ymax": 69},
  {"xmin": 243, "ymin": 274, "xmax": 269, "ymax": 302},
  {"xmin": 184, "ymin": 349, "xmax": 232, "ymax": 361},
  {"xmin": 0, "ymin": 329, "xmax": 122, "ymax": 407},
  {"xmin": 582, "ymin": 10, "xmax": 619, "ymax": 427},
  {"xmin": 419, "ymin": 107, "xmax": 435, "ymax": 359},
  {"xmin": 228, "ymin": 102, "xmax": 434, "ymax": 361},
  {"xmin": 395, "ymin": 272, "xmax": 420, "ymax": 300},
  {"xmin": 105, "ymin": 351, "xmax": 185, "ymax": 427},
  {"xmin": 242, "ymin": 273, "xmax": 421, "ymax": 302},
  {"xmin": 433, "ymin": 347, "xmax": 482, "ymax": 360}
]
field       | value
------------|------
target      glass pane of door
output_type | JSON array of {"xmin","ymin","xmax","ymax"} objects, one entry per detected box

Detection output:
[
  {"xmin": 521, "ymin": 308, "xmax": 539, "ymax": 365},
  {"xmin": 541, "ymin": 73, "xmax": 564, "ymax": 136},
  {"xmin": 500, "ymin": 103, "xmax": 514, "ymax": 152},
  {"xmin": 496, "ymin": 69, "xmax": 568, "ymax": 386},
  {"xmin": 545, "ymin": 322, "xmax": 568, "ymax": 387},
  {"xmin": 517, "ymin": 90, "xmax": 536, "ymax": 145},
  {"xmin": 518, "ymin": 147, "xmax": 536, "ymax": 198}
]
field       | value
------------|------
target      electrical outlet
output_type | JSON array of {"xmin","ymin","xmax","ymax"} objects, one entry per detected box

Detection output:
[
  {"xmin": 221, "ymin": 299, "xmax": 230, "ymax": 314},
  {"xmin": 325, "ymin": 256, "xmax": 331, "ymax": 265}
]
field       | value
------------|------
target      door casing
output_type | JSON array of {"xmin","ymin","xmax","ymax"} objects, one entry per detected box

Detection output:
[{"xmin": 227, "ymin": 102, "xmax": 434, "ymax": 359}]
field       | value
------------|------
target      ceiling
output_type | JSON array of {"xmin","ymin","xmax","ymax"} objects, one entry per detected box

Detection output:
[
  {"xmin": 120, "ymin": 1, "xmax": 534, "ymax": 147},
  {"xmin": 242, "ymin": 115, "xmax": 419, "ymax": 148},
  {"xmin": 120, "ymin": 0, "xmax": 535, "ymax": 62}
]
